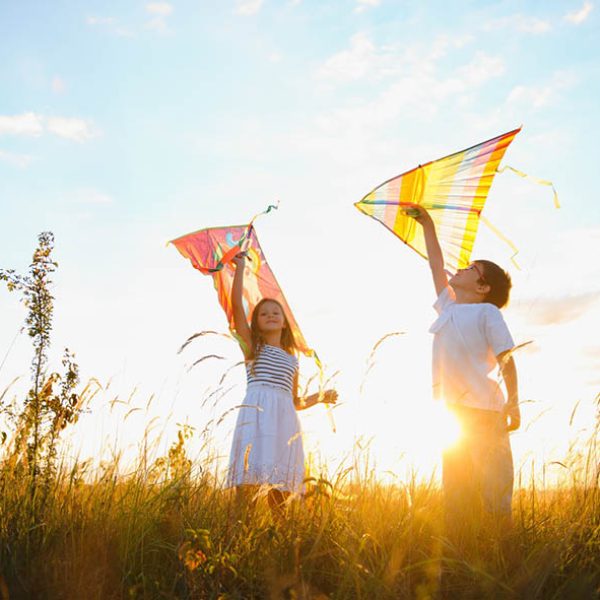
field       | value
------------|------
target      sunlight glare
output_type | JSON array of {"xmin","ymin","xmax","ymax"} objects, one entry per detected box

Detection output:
[{"xmin": 431, "ymin": 402, "xmax": 462, "ymax": 451}]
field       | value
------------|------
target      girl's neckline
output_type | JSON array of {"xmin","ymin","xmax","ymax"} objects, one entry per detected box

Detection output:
[
  {"xmin": 263, "ymin": 343, "xmax": 285, "ymax": 351},
  {"xmin": 261, "ymin": 343, "xmax": 295, "ymax": 357}
]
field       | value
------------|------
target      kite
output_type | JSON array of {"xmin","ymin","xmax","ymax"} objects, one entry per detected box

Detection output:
[
  {"xmin": 170, "ymin": 215, "xmax": 337, "ymax": 432},
  {"xmin": 169, "ymin": 219, "xmax": 314, "ymax": 361},
  {"xmin": 354, "ymin": 127, "xmax": 557, "ymax": 274}
]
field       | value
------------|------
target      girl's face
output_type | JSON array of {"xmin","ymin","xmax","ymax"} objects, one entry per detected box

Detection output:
[{"xmin": 255, "ymin": 300, "xmax": 286, "ymax": 334}]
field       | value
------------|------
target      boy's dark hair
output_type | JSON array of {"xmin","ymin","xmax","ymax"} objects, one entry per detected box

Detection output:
[{"xmin": 477, "ymin": 260, "xmax": 512, "ymax": 309}]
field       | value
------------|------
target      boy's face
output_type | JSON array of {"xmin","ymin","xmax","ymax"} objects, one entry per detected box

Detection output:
[{"xmin": 450, "ymin": 262, "xmax": 489, "ymax": 295}]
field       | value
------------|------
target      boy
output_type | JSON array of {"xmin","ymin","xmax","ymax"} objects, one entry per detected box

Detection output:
[{"xmin": 410, "ymin": 205, "xmax": 520, "ymax": 542}]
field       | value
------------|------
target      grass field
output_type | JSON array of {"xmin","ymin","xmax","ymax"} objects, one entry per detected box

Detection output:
[{"xmin": 0, "ymin": 399, "xmax": 598, "ymax": 600}]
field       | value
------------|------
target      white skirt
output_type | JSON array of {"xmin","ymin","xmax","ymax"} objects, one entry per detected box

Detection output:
[{"xmin": 226, "ymin": 382, "xmax": 305, "ymax": 493}]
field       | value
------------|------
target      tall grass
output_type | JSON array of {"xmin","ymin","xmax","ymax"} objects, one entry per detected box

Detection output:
[
  {"xmin": 0, "ymin": 390, "xmax": 598, "ymax": 599},
  {"xmin": 1, "ymin": 235, "xmax": 598, "ymax": 598}
]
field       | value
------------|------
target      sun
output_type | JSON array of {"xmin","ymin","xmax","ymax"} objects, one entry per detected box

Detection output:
[{"xmin": 299, "ymin": 369, "xmax": 464, "ymax": 483}]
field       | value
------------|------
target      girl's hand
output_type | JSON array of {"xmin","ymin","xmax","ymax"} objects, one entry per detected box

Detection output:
[
  {"xmin": 321, "ymin": 389, "xmax": 338, "ymax": 404},
  {"xmin": 232, "ymin": 252, "xmax": 247, "ymax": 268},
  {"xmin": 295, "ymin": 389, "xmax": 338, "ymax": 411}
]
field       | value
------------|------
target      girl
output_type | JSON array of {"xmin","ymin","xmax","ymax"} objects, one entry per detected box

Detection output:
[{"xmin": 226, "ymin": 252, "xmax": 337, "ymax": 511}]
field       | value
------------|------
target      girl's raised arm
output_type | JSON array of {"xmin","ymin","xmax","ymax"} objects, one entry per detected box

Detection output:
[{"xmin": 231, "ymin": 254, "xmax": 252, "ymax": 357}]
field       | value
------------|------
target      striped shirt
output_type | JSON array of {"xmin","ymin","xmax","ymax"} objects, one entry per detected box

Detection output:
[{"xmin": 246, "ymin": 344, "xmax": 298, "ymax": 393}]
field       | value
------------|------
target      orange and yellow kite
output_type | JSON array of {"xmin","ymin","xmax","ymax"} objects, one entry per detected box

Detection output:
[
  {"xmin": 355, "ymin": 127, "xmax": 534, "ymax": 273},
  {"xmin": 170, "ymin": 221, "xmax": 314, "ymax": 360}
]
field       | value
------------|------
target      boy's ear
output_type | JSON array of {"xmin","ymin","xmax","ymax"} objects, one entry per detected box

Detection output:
[{"xmin": 477, "ymin": 281, "xmax": 491, "ymax": 297}]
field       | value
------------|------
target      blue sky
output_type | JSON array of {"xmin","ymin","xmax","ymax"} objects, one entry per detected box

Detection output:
[{"xmin": 1, "ymin": 0, "xmax": 599, "ymax": 478}]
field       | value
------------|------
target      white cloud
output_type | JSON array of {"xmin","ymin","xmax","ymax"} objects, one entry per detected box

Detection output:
[
  {"xmin": 518, "ymin": 17, "xmax": 552, "ymax": 33},
  {"xmin": 86, "ymin": 16, "xmax": 116, "ymax": 26},
  {"xmin": 316, "ymin": 32, "xmax": 474, "ymax": 87},
  {"xmin": 0, "ymin": 113, "xmax": 99, "ymax": 142},
  {"xmin": 146, "ymin": 2, "xmax": 173, "ymax": 16},
  {"xmin": 518, "ymin": 291, "xmax": 600, "ymax": 326},
  {"xmin": 290, "ymin": 42, "xmax": 508, "ymax": 172},
  {"xmin": 507, "ymin": 71, "xmax": 578, "ymax": 109},
  {"xmin": 354, "ymin": 0, "xmax": 380, "ymax": 13},
  {"xmin": 86, "ymin": 15, "xmax": 134, "ymax": 37},
  {"xmin": 428, "ymin": 33, "xmax": 474, "ymax": 60},
  {"xmin": 0, "ymin": 149, "xmax": 34, "ymax": 168},
  {"xmin": 313, "ymin": 38, "xmax": 503, "ymax": 130},
  {"xmin": 235, "ymin": 0, "xmax": 264, "ymax": 16},
  {"xmin": 0, "ymin": 112, "xmax": 44, "ymax": 136},
  {"xmin": 46, "ymin": 117, "xmax": 98, "ymax": 142},
  {"xmin": 145, "ymin": 2, "xmax": 174, "ymax": 32},
  {"xmin": 145, "ymin": 17, "xmax": 169, "ymax": 32},
  {"xmin": 484, "ymin": 14, "xmax": 552, "ymax": 34},
  {"xmin": 509, "ymin": 226, "xmax": 600, "ymax": 306},
  {"xmin": 456, "ymin": 52, "xmax": 505, "ymax": 86},
  {"xmin": 72, "ymin": 188, "xmax": 114, "ymax": 205},
  {"xmin": 564, "ymin": 1, "xmax": 594, "ymax": 24},
  {"xmin": 316, "ymin": 32, "xmax": 378, "ymax": 84}
]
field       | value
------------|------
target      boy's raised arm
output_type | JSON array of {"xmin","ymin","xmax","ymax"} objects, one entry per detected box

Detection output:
[{"xmin": 409, "ymin": 205, "xmax": 449, "ymax": 296}]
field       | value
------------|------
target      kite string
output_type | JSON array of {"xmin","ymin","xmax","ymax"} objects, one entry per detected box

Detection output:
[{"xmin": 312, "ymin": 351, "xmax": 336, "ymax": 434}]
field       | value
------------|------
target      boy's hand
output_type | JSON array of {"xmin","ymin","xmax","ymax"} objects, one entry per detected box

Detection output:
[
  {"xmin": 504, "ymin": 402, "xmax": 521, "ymax": 431},
  {"xmin": 404, "ymin": 203, "xmax": 432, "ymax": 225}
]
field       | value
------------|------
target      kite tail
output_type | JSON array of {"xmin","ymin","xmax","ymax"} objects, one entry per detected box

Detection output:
[
  {"xmin": 480, "ymin": 215, "xmax": 521, "ymax": 271},
  {"xmin": 215, "ymin": 202, "xmax": 280, "ymax": 271},
  {"xmin": 497, "ymin": 165, "xmax": 560, "ymax": 208},
  {"xmin": 306, "ymin": 350, "xmax": 336, "ymax": 433},
  {"xmin": 249, "ymin": 201, "xmax": 279, "ymax": 227},
  {"xmin": 166, "ymin": 202, "xmax": 279, "ymax": 272}
]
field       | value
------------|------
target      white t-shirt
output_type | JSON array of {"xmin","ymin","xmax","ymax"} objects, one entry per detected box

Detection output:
[{"xmin": 429, "ymin": 286, "xmax": 514, "ymax": 412}]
